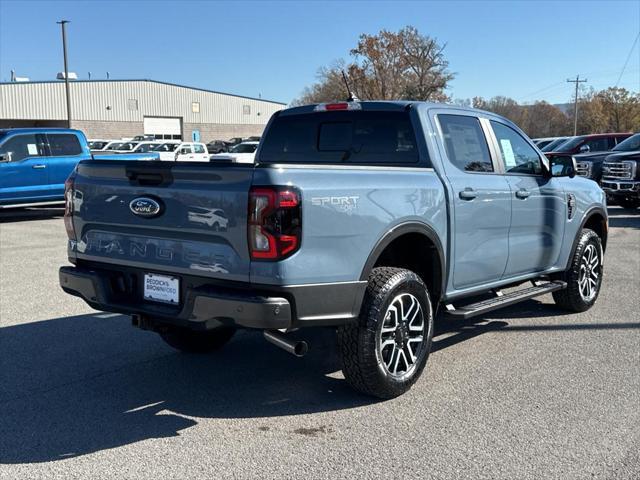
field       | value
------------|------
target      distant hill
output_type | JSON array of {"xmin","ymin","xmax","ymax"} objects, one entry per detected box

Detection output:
[{"xmin": 553, "ymin": 103, "xmax": 572, "ymax": 115}]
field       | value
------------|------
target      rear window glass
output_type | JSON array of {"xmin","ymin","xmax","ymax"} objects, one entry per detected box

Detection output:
[
  {"xmin": 48, "ymin": 134, "xmax": 82, "ymax": 156},
  {"xmin": 260, "ymin": 111, "xmax": 420, "ymax": 164}
]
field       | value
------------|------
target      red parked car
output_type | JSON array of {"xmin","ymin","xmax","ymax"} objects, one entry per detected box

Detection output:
[{"xmin": 544, "ymin": 133, "xmax": 632, "ymax": 158}]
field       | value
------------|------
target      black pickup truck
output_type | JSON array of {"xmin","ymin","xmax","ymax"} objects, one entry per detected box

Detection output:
[{"xmin": 574, "ymin": 133, "xmax": 640, "ymax": 186}]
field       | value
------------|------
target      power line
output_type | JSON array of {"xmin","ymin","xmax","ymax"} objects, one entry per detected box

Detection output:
[{"xmin": 615, "ymin": 31, "xmax": 640, "ymax": 87}]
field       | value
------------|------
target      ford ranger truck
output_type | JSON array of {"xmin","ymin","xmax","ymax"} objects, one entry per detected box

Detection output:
[
  {"xmin": 0, "ymin": 128, "xmax": 159, "ymax": 209},
  {"xmin": 59, "ymin": 102, "xmax": 608, "ymax": 399}
]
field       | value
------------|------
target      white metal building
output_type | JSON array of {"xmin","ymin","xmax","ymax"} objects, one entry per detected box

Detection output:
[{"xmin": 0, "ymin": 79, "xmax": 286, "ymax": 141}]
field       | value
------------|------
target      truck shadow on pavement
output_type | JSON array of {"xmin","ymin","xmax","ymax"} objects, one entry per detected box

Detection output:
[
  {"xmin": 2, "ymin": 305, "xmax": 639, "ymax": 464},
  {"xmin": 607, "ymin": 206, "xmax": 640, "ymax": 229},
  {"xmin": 0, "ymin": 314, "xmax": 367, "ymax": 464},
  {"xmin": 0, "ymin": 206, "xmax": 64, "ymax": 223}
]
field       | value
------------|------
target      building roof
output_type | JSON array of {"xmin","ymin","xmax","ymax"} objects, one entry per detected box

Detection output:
[{"xmin": 0, "ymin": 79, "xmax": 287, "ymax": 106}]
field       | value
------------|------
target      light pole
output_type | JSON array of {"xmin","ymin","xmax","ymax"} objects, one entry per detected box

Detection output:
[{"xmin": 57, "ymin": 20, "xmax": 72, "ymax": 128}]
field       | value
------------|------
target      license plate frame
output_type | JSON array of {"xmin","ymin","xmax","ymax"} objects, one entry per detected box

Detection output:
[{"xmin": 143, "ymin": 273, "xmax": 180, "ymax": 305}]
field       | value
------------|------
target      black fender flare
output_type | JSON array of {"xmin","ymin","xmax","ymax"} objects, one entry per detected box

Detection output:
[
  {"xmin": 359, "ymin": 221, "xmax": 447, "ymax": 302},
  {"xmin": 565, "ymin": 206, "xmax": 608, "ymax": 270}
]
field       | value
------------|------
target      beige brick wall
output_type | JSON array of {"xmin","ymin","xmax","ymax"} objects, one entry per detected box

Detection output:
[
  {"xmin": 183, "ymin": 123, "xmax": 266, "ymax": 142},
  {"xmin": 71, "ymin": 120, "xmax": 143, "ymax": 140},
  {"xmin": 1, "ymin": 119, "xmax": 267, "ymax": 143}
]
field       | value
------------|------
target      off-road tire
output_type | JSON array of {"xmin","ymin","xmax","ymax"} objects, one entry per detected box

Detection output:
[
  {"xmin": 337, "ymin": 267, "xmax": 434, "ymax": 399},
  {"xmin": 160, "ymin": 326, "xmax": 236, "ymax": 353},
  {"xmin": 617, "ymin": 197, "xmax": 640, "ymax": 210},
  {"xmin": 552, "ymin": 228, "xmax": 603, "ymax": 312}
]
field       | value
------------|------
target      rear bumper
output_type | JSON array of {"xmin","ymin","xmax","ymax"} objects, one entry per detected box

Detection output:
[
  {"xmin": 59, "ymin": 265, "xmax": 366, "ymax": 331},
  {"xmin": 60, "ymin": 266, "xmax": 292, "ymax": 330}
]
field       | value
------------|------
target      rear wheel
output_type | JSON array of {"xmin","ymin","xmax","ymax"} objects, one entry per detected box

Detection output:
[
  {"xmin": 337, "ymin": 267, "xmax": 434, "ymax": 399},
  {"xmin": 159, "ymin": 325, "xmax": 236, "ymax": 353},
  {"xmin": 552, "ymin": 228, "xmax": 603, "ymax": 312},
  {"xmin": 617, "ymin": 197, "xmax": 640, "ymax": 210}
]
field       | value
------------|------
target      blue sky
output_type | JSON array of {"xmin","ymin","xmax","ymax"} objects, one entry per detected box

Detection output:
[{"xmin": 1, "ymin": 0, "xmax": 639, "ymax": 105}]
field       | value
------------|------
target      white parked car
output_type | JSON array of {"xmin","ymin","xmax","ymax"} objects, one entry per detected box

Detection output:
[
  {"xmin": 210, "ymin": 141, "xmax": 259, "ymax": 163},
  {"xmin": 155, "ymin": 142, "xmax": 209, "ymax": 162},
  {"xmin": 112, "ymin": 141, "xmax": 142, "ymax": 153},
  {"xmin": 93, "ymin": 141, "xmax": 126, "ymax": 154},
  {"xmin": 130, "ymin": 141, "xmax": 163, "ymax": 153},
  {"xmin": 87, "ymin": 139, "xmax": 112, "ymax": 151}
]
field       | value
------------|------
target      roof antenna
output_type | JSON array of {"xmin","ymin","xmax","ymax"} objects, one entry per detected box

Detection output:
[{"xmin": 341, "ymin": 70, "xmax": 359, "ymax": 102}]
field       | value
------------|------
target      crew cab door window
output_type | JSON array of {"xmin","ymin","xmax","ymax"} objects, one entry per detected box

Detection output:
[
  {"xmin": 490, "ymin": 121, "xmax": 542, "ymax": 175},
  {"xmin": 438, "ymin": 115, "xmax": 493, "ymax": 172},
  {"xmin": 0, "ymin": 134, "xmax": 45, "ymax": 162},
  {"xmin": 47, "ymin": 134, "xmax": 83, "ymax": 156}
]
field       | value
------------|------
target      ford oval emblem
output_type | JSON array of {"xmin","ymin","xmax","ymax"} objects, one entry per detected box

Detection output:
[{"xmin": 129, "ymin": 197, "xmax": 162, "ymax": 218}]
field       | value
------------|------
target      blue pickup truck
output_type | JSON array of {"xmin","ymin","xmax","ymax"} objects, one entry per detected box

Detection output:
[
  {"xmin": 59, "ymin": 102, "xmax": 608, "ymax": 398},
  {"xmin": 0, "ymin": 128, "xmax": 158, "ymax": 208}
]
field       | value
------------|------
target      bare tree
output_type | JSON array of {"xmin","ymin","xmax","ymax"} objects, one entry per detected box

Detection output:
[{"xmin": 295, "ymin": 26, "xmax": 454, "ymax": 104}]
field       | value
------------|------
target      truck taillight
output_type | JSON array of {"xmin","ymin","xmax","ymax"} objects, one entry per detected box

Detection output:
[
  {"xmin": 248, "ymin": 186, "xmax": 301, "ymax": 260},
  {"xmin": 64, "ymin": 174, "xmax": 76, "ymax": 240}
]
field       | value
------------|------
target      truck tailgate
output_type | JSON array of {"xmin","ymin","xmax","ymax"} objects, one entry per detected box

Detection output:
[{"xmin": 70, "ymin": 160, "xmax": 254, "ymax": 282}]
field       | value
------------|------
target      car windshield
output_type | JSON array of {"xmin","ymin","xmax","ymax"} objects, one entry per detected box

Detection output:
[
  {"xmin": 153, "ymin": 143, "xmax": 178, "ymax": 152},
  {"xmin": 135, "ymin": 143, "xmax": 159, "ymax": 152},
  {"xmin": 116, "ymin": 142, "xmax": 138, "ymax": 150},
  {"xmin": 554, "ymin": 136, "xmax": 585, "ymax": 152},
  {"xmin": 612, "ymin": 133, "xmax": 640, "ymax": 152},
  {"xmin": 106, "ymin": 142, "xmax": 124, "ymax": 150},
  {"xmin": 89, "ymin": 141, "xmax": 108, "ymax": 149},
  {"xmin": 230, "ymin": 143, "xmax": 258, "ymax": 153},
  {"xmin": 541, "ymin": 137, "xmax": 569, "ymax": 152}
]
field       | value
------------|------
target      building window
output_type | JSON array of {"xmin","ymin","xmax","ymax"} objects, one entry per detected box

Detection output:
[
  {"xmin": 192, "ymin": 102, "xmax": 200, "ymax": 113},
  {"xmin": 243, "ymin": 105, "xmax": 251, "ymax": 115},
  {"xmin": 127, "ymin": 99, "xmax": 138, "ymax": 111}
]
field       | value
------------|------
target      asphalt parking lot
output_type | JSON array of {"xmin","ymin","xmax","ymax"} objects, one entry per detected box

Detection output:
[{"xmin": 0, "ymin": 206, "xmax": 638, "ymax": 480}]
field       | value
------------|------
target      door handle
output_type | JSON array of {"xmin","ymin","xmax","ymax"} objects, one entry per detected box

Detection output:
[
  {"xmin": 459, "ymin": 188, "xmax": 477, "ymax": 200},
  {"xmin": 32, "ymin": 164, "xmax": 46, "ymax": 169},
  {"xmin": 515, "ymin": 189, "xmax": 530, "ymax": 199}
]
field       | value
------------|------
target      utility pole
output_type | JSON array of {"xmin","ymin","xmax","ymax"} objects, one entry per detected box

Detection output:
[
  {"xmin": 57, "ymin": 20, "xmax": 72, "ymax": 128},
  {"xmin": 567, "ymin": 75, "xmax": 587, "ymax": 136}
]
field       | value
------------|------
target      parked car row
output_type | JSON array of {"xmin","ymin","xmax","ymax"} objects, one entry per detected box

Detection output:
[
  {"xmin": 89, "ymin": 136, "xmax": 261, "ymax": 163},
  {"xmin": 205, "ymin": 136, "xmax": 261, "ymax": 154},
  {"xmin": 572, "ymin": 133, "xmax": 640, "ymax": 209},
  {"xmin": 533, "ymin": 132, "xmax": 639, "ymax": 210}
]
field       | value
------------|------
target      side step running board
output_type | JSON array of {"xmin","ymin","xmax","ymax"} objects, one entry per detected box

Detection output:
[{"xmin": 444, "ymin": 280, "xmax": 566, "ymax": 320}]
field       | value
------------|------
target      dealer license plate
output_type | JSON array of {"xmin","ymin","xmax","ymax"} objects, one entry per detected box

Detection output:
[{"xmin": 143, "ymin": 273, "xmax": 180, "ymax": 304}]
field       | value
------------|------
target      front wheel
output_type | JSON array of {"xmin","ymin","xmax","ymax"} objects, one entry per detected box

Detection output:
[
  {"xmin": 552, "ymin": 228, "xmax": 603, "ymax": 312},
  {"xmin": 159, "ymin": 325, "xmax": 236, "ymax": 353},
  {"xmin": 337, "ymin": 267, "xmax": 434, "ymax": 399}
]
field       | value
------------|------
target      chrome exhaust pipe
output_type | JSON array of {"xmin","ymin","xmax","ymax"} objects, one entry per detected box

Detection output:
[{"xmin": 263, "ymin": 330, "xmax": 308, "ymax": 357}]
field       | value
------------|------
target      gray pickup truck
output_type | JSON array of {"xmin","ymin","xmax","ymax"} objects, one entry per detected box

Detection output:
[{"xmin": 59, "ymin": 101, "xmax": 608, "ymax": 398}]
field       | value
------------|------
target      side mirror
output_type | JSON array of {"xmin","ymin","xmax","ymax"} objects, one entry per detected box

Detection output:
[
  {"xmin": 0, "ymin": 152, "xmax": 11, "ymax": 163},
  {"xmin": 549, "ymin": 155, "xmax": 577, "ymax": 178},
  {"xmin": 579, "ymin": 144, "xmax": 590, "ymax": 153}
]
